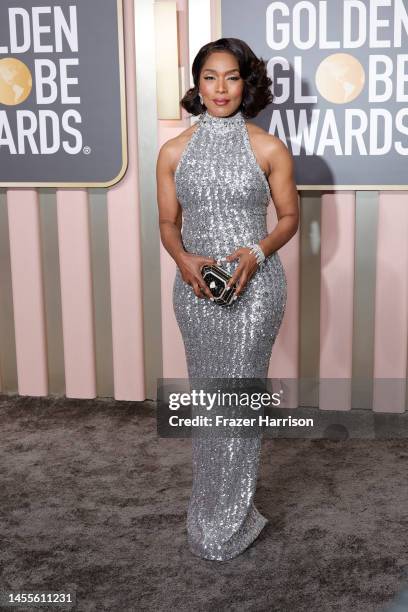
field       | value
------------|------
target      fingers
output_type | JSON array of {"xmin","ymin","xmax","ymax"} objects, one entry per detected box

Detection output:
[
  {"xmin": 224, "ymin": 248, "xmax": 242, "ymax": 263},
  {"xmin": 201, "ymin": 256, "xmax": 217, "ymax": 267},
  {"xmin": 232, "ymin": 273, "xmax": 248, "ymax": 297},
  {"xmin": 226, "ymin": 265, "xmax": 243, "ymax": 289},
  {"xmin": 226, "ymin": 274, "xmax": 237, "ymax": 289},
  {"xmin": 191, "ymin": 282, "xmax": 204, "ymax": 299},
  {"xmin": 195, "ymin": 287, "xmax": 205, "ymax": 299},
  {"xmin": 190, "ymin": 281, "xmax": 201, "ymax": 299},
  {"xmin": 198, "ymin": 257, "xmax": 217, "ymax": 299},
  {"xmin": 225, "ymin": 248, "xmax": 258, "ymax": 295},
  {"xmin": 226, "ymin": 267, "xmax": 247, "ymax": 294},
  {"xmin": 183, "ymin": 256, "xmax": 216, "ymax": 299},
  {"xmin": 190, "ymin": 276, "xmax": 214, "ymax": 300},
  {"xmin": 198, "ymin": 277, "xmax": 215, "ymax": 300},
  {"xmin": 184, "ymin": 249, "xmax": 259, "ymax": 300}
]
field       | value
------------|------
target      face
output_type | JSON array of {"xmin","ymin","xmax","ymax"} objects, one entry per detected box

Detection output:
[{"xmin": 198, "ymin": 51, "xmax": 244, "ymax": 117}]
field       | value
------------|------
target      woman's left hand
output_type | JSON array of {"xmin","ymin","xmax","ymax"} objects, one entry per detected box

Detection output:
[{"xmin": 223, "ymin": 247, "xmax": 260, "ymax": 297}]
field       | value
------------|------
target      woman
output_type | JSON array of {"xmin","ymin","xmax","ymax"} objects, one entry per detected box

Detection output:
[{"xmin": 157, "ymin": 38, "xmax": 299, "ymax": 560}]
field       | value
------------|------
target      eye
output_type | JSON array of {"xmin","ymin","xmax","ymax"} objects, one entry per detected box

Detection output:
[{"xmin": 203, "ymin": 75, "xmax": 241, "ymax": 81}]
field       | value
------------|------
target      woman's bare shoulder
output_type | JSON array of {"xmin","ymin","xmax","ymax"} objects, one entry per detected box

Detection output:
[
  {"xmin": 158, "ymin": 122, "xmax": 199, "ymax": 173},
  {"xmin": 248, "ymin": 120, "xmax": 292, "ymax": 161},
  {"xmin": 246, "ymin": 120, "xmax": 284, "ymax": 150}
]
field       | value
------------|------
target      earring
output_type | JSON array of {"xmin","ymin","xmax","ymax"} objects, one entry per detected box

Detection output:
[{"xmin": 198, "ymin": 92, "xmax": 204, "ymax": 105}]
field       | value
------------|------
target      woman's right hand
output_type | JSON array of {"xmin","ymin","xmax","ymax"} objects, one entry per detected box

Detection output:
[{"xmin": 176, "ymin": 252, "xmax": 217, "ymax": 299}]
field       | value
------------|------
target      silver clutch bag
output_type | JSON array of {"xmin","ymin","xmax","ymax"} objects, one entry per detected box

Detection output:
[{"xmin": 201, "ymin": 263, "xmax": 237, "ymax": 306}]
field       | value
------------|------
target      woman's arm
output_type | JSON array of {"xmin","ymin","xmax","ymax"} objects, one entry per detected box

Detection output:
[
  {"xmin": 156, "ymin": 140, "xmax": 216, "ymax": 299},
  {"xmin": 258, "ymin": 136, "xmax": 299, "ymax": 258},
  {"xmin": 225, "ymin": 136, "xmax": 299, "ymax": 296},
  {"xmin": 156, "ymin": 141, "xmax": 185, "ymax": 264}
]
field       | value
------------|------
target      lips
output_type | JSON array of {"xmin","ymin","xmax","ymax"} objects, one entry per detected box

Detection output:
[{"xmin": 213, "ymin": 99, "xmax": 230, "ymax": 105}]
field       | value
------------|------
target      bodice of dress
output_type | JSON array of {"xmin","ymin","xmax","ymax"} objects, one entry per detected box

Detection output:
[{"xmin": 174, "ymin": 109, "xmax": 271, "ymax": 259}]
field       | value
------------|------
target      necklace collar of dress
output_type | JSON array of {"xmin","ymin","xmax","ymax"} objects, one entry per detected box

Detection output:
[{"xmin": 199, "ymin": 109, "xmax": 245, "ymax": 131}]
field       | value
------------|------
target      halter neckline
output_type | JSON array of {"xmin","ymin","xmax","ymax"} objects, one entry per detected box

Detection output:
[{"xmin": 199, "ymin": 109, "xmax": 245, "ymax": 130}]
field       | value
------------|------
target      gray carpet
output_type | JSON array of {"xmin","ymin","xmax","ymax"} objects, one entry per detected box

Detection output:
[{"xmin": 0, "ymin": 394, "xmax": 407, "ymax": 612}]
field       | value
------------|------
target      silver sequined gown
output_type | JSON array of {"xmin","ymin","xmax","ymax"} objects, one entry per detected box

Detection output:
[{"xmin": 173, "ymin": 109, "xmax": 287, "ymax": 561}]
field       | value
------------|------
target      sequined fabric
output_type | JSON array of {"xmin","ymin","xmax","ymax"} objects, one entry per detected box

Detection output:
[{"xmin": 173, "ymin": 109, "xmax": 287, "ymax": 561}]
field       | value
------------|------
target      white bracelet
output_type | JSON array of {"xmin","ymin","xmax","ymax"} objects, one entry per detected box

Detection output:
[{"xmin": 248, "ymin": 243, "xmax": 266, "ymax": 267}]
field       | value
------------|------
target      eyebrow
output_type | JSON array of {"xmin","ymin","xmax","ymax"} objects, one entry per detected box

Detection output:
[{"xmin": 202, "ymin": 68, "xmax": 240, "ymax": 74}]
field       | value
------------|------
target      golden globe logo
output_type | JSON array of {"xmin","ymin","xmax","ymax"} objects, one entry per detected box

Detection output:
[
  {"xmin": 265, "ymin": 0, "xmax": 408, "ymax": 159},
  {"xmin": 0, "ymin": 58, "xmax": 32, "ymax": 105},
  {"xmin": 315, "ymin": 54, "xmax": 365, "ymax": 105},
  {"xmin": 0, "ymin": 6, "xmax": 82, "ymax": 155}
]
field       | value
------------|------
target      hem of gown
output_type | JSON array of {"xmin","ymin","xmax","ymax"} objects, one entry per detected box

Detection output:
[{"xmin": 187, "ymin": 505, "xmax": 269, "ymax": 562}]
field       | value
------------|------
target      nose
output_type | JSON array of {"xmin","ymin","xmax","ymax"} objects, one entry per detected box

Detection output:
[{"xmin": 215, "ymin": 79, "xmax": 227, "ymax": 93}]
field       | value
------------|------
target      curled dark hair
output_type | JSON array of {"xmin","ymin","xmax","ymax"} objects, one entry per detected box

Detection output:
[{"xmin": 180, "ymin": 38, "xmax": 273, "ymax": 119}]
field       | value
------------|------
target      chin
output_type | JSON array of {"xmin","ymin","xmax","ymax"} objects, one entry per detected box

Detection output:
[{"xmin": 211, "ymin": 104, "xmax": 240, "ymax": 115}]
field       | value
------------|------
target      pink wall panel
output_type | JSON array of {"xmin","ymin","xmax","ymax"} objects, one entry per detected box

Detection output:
[
  {"xmin": 373, "ymin": 192, "xmax": 408, "ymax": 413},
  {"xmin": 7, "ymin": 190, "xmax": 48, "ymax": 396},
  {"xmin": 159, "ymin": 128, "xmax": 188, "ymax": 380},
  {"xmin": 56, "ymin": 190, "xmax": 96, "ymax": 398},
  {"xmin": 266, "ymin": 200, "xmax": 300, "ymax": 374},
  {"xmin": 319, "ymin": 193, "xmax": 355, "ymax": 411},
  {"xmin": 107, "ymin": 0, "xmax": 145, "ymax": 400},
  {"xmin": 267, "ymin": 198, "xmax": 300, "ymax": 408}
]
